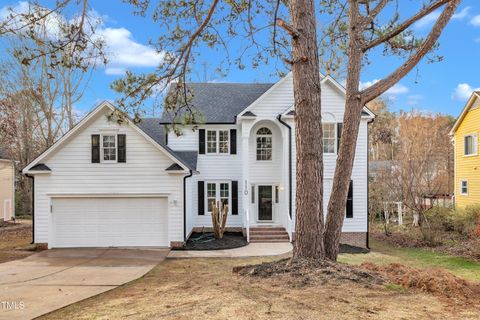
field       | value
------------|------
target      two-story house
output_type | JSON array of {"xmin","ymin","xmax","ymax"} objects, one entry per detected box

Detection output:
[
  {"xmin": 22, "ymin": 73, "xmax": 374, "ymax": 249},
  {"xmin": 450, "ymin": 91, "xmax": 480, "ymax": 208}
]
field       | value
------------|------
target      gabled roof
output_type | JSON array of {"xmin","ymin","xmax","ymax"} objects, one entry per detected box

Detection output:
[
  {"xmin": 449, "ymin": 91, "xmax": 480, "ymax": 135},
  {"xmin": 0, "ymin": 148, "xmax": 10, "ymax": 160},
  {"xmin": 23, "ymin": 102, "xmax": 194, "ymax": 174},
  {"xmin": 159, "ymin": 83, "xmax": 273, "ymax": 124}
]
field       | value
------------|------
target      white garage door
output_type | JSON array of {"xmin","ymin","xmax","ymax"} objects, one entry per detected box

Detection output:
[{"xmin": 52, "ymin": 197, "xmax": 168, "ymax": 248}]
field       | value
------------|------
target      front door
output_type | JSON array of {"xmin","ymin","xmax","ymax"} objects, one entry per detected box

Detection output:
[{"xmin": 258, "ymin": 185, "xmax": 273, "ymax": 221}]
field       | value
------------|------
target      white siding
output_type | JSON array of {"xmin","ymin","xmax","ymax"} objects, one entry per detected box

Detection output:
[
  {"xmin": 34, "ymin": 109, "xmax": 185, "ymax": 245},
  {"xmin": 171, "ymin": 125, "xmax": 244, "ymax": 232}
]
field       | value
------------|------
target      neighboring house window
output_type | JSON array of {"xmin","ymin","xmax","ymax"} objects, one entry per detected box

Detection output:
[
  {"xmin": 256, "ymin": 127, "xmax": 272, "ymax": 161},
  {"xmin": 464, "ymin": 134, "xmax": 477, "ymax": 156},
  {"xmin": 206, "ymin": 130, "xmax": 229, "ymax": 154},
  {"xmin": 460, "ymin": 180, "xmax": 468, "ymax": 195},
  {"xmin": 323, "ymin": 123, "xmax": 336, "ymax": 154},
  {"xmin": 102, "ymin": 135, "xmax": 117, "ymax": 162},
  {"xmin": 206, "ymin": 182, "xmax": 230, "ymax": 214}
]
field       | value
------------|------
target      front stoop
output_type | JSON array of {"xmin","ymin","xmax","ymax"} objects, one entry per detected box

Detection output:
[{"xmin": 249, "ymin": 227, "xmax": 290, "ymax": 243}]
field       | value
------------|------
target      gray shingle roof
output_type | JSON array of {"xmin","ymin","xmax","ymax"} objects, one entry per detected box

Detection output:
[
  {"xmin": 137, "ymin": 118, "xmax": 198, "ymax": 171},
  {"xmin": 30, "ymin": 163, "xmax": 51, "ymax": 171},
  {"xmin": 159, "ymin": 83, "xmax": 274, "ymax": 124},
  {"xmin": 0, "ymin": 148, "xmax": 9, "ymax": 160}
]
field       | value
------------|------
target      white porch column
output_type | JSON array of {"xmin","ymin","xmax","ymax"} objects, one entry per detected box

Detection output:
[{"xmin": 240, "ymin": 120, "xmax": 253, "ymax": 229}]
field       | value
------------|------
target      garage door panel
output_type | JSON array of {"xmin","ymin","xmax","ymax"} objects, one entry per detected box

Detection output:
[{"xmin": 52, "ymin": 197, "xmax": 168, "ymax": 247}]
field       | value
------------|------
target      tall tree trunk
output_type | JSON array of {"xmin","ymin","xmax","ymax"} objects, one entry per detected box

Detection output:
[
  {"xmin": 289, "ymin": 0, "xmax": 324, "ymax": 260},
  {"xmin": 324, "ymin": 2, "xmax": 364, "ymax": 261}
]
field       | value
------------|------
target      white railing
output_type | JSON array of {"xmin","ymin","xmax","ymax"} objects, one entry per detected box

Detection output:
[{"xmin": 244, "ymin": 208, "xmax": 250, "ymax": 242}]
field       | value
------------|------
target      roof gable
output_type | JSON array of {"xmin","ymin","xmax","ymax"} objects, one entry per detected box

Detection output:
[
  {"xmin": 450, "ymin": 92, "xmax": 480, "ymax": 135},
  {"xmin": 23, "ymin": 102, "xmax": 193, "ymax": 174}
]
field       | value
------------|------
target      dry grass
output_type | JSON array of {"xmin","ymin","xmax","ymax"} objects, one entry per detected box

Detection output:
[
  {"xmin": 0, "ymin": 220, "xmax": 35, "ymax": 263},
  {"xmin": 41, "ymin": 256, "xmax": 480, "ymax": 320}
]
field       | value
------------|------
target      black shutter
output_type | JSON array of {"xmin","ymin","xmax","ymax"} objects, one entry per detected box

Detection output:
[
  {"xmin": 346, "ymin": 180, "xmax": 353, "ymax": 218},
  {"xmin": 91, "ymin": 134, "xmax": 100, "ymax": 163},
  {"xmin": 232, "ymin": 181, "xmax": 238, "ymax": 215},
  {"xmin": 230, "ymin": 129, "xmax": 237, "ymax": 154},
  {"xmin": 337, "ymin": 123, "xmax": 342, "ymax": 154},
  {"xmin": 198, "ymin": 181, "xmax": 205, "ymax": 215},
  {"xmin": 199, "ymin": 129, "xmax": 205, "ymax": 154},
  {"xmin": 118, "ymin": 134, "xmax": 126, "ymax": 163}
]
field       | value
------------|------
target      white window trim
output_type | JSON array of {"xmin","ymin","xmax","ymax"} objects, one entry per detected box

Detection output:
[
  {"xmin": 205, "ymin": 181, "xmax": 231, "ymax": 215},
  {"xmin": 206, "ymin": 129, "xmax": 230, "ymax": 155},
  {"xmin": 460, "ymin": 180, "xmax": 468, "ymax": 196},
  {"xmin": 101, "ymin": 133, "xmax": 118, "ymax": 163},
  {"xmin": 256, "ymin": 128, "xmax": 273, "ymax": 161},
  {"xmin": 322, "ymin": 122, "xmax": 337, "ymax": 155},
  {"xmin": 463, "ymin": 133, "xmax": 478, "ymax": 157}
]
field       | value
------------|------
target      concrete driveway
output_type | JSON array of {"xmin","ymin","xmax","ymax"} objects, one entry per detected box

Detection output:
[{"xmin": 0, "ymin": 248, "xmax": 168, "ymax": 320}]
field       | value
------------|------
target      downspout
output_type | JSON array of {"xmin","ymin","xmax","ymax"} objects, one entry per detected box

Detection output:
[
  {"xmin": 25, "ymin": 174, "xmax": 35, "ymax": 245},
  {"xmin": 366, "ymin": 117, "xmax": 375, "ymax": 250},
  {"xmin": 277, "ymin": 114, "xmax": 292, "ymax": 219},
  {"xmin": 183, "ymin": 170, "xmax": 193, "ymax": 241}
]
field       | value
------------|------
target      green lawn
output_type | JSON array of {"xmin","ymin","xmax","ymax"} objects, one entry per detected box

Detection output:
[{"xmin": 340, "ymin": 238, "xmax": 480, "ymax": 281}]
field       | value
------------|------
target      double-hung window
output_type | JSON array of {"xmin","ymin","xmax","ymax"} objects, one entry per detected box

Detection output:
[
  {"xmin": 460, "ymin": 180, "xmax": 468, "ymax": 195},
  {"xmin": 464, "ymin": 134, "xmax": 477, "ymax": 156},
  {"xmin": 206, "ymin": 130, "xmax": 229, "ymax": 154},
  {"xmin": 206, "ymin": 182, "xmax": 230, "ymax": 214},
  {"xmin": 102, "ymin": 135, "xmax": 117, "ymax": 162},
  {"xmin": 322, "ymin": 123, "xmax": 336, "ymax": 154}
]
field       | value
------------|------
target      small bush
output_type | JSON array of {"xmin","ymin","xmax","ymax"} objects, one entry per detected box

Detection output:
[
  {"xmin": 449, "ymin": 205, "xmax": 480, "ymax": 236},
  {"xmin": 424, "ymin": 207, "xmax": 455, "ymax": 232}
]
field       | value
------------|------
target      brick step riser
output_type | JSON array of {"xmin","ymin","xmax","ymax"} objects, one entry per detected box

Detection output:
[
  {"xmin": 249, "ymin": 228, "xmax": 286, "ymax": 232},
  {"xmin": 249, "ymin": 231, "xmax": 288, "ymax": 236},
  {"xmin": 250, "ymin": 239, "xmax": 290, "ymax": 243},
  {"xmin": 250, "ymin": 236, "xmax": 290, "ymax": 240}
]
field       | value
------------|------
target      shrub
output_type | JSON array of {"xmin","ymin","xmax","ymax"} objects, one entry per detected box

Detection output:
[
  {"xmin": 424, "ymin": 207, "xmax": 455, "ymax": 232},
  {"xmin": 450, "ymin": 205, "xmax": 480, "ymax": 236}
]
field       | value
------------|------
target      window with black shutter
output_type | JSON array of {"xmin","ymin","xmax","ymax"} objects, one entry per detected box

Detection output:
[
  {"xmin": 91, "ymin": 134, "xmax": 100, "ymax": 163},
  {"xmin": 198, "ymin": 181, "xmax": 205, "ymax": 215},
  {"xmin": 199, "ymin": 129, "xmax": 205, "ymax": 154},
  {"xmin": 337, "ymin": 123, "xmax": 342, "ymax": 154},
  {"xmin": 117, "ymin": 134, "xmax": 126, "ymax": 163},
  {"xmin": 346, "ymin": 180, "xmax": 353, "ymax": 218},
  {"xmin": 232, "ymin": 181, "xmax": 238, "ymax": 215}
]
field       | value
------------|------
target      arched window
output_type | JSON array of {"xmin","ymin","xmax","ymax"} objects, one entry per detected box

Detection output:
[{"xmin": 256, "ymin": 127, "xmax": 272, "ymax": 161}]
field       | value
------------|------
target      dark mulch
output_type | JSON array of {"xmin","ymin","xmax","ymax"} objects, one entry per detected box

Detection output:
[
  {"xmin": 176, "ymin": 232, "xmax": 248, "ymax": 250},
  {"xmin": 339, "ymin": 243, "xmax": 370, "ymax": 254},
  {"xmin": 233, "ymin": 258, "xmax": 383, "ymax": 287}
]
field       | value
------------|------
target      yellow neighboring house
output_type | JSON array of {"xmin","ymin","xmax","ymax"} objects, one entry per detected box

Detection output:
[
  {"xmin": 0, "ymin": 149, "xmax": 15, "ymax": 221},
  {"xmin": 450, "ymin": 91, "xmax": 480, "ymax": 208}
]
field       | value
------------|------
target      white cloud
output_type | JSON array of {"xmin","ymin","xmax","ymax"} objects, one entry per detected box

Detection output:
[
  {"xmin": 452, "ymin": 83, "xmax": 480, "ymax": 101},
  {"xmin": 98, "ymin": 27, "xmax": 164, "ymax": 71},
  {"xmin": 470, "ymin": 15, "xmax": 480, "ymax": 27},
  {"xmin": 407, "ymin": 94, "xmax": 423, "ymax": 107},
  {"xmin": 414, "ymin": 11, "xmax": 441, "ymax": 29},
  {"xmin": 105, "ymin": 67, "xmax": 126, "ymax": 75},
  {"xmin": 452, "ymin": 6, "xmax": 471, "ymax": 20},
  {"xmin": 360, "ymin": 79, "xmax": 409, "ymax": 97}
]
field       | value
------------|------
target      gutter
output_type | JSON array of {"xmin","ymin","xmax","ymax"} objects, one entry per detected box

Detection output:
[
  {"xmin": 25, "ymin": 174, "xmax": 35, "ymax": 245},
  {"xmin": 183, "ymin": 170, "xmax": 193, "ymax": 241},
  {"xmin": 277, "ymin": 114, "xmax": 292, "ymax": 219}
]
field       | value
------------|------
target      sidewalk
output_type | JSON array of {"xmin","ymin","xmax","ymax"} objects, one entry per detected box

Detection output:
[{"xmin": 168, "ymin": 242, "xmax": 293, "ymax": 258}]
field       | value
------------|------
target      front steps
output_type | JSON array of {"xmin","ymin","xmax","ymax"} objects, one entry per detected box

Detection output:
[{"xmin": 249, "ymin": 226, "xmax": 290, "ymax": 243}]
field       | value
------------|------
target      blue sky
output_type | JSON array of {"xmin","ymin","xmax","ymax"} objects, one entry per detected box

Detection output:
[{"xmin": 1, "ymin": 0, "xmax": 479, "ymax": 118}]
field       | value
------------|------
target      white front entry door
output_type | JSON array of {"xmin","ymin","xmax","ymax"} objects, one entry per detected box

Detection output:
[{"xmin": 51, "ymin": 197, "xmax": 168, "ymax": 248}]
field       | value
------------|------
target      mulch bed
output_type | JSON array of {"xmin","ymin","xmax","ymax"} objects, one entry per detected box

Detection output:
[
  {"xmin": 177, "ymin": 232, "xmax": 248, "ymax": 250},
  {"xmin": 234, "ymin": 258, "xmax": 383, "ymax": 287}
]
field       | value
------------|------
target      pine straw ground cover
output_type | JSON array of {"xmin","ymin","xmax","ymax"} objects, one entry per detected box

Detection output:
[
  {"xmin": 0, "ymin": 220, "xmax": 36, "ymax": 263},
  {"xmin": 42, "ymin": 256, "xmax": 480, "ymax": 320}
]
